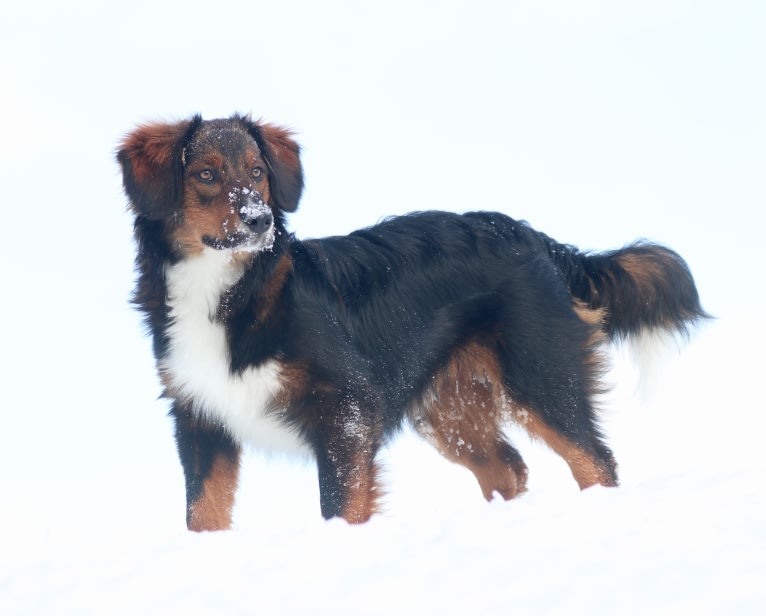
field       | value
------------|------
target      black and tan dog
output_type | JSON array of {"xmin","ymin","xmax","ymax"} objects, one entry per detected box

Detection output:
[{"xmin": 117, "ymin": 114, "xmax": 707, "ymax": 530}]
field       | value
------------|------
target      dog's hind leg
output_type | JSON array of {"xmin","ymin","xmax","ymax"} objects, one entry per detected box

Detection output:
[
  {"xmin": 512, "ymin": 405, "xmax": 617, "ymax": 489},
  {"xmin": 412, "ymin": 343, "xmax": 529, "ymax": 501},
  {"xmin": 498, "ymin": 299, "xmax": 618, "ymax": 490},
  {"xmin": 171, "ymin": 402, "xmax": 241, "ymax": 531}
]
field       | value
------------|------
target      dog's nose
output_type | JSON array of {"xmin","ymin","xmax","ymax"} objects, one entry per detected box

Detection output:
[{"xmin": 240, "ymin": 208, "xmax": 274, "ymax": 234}]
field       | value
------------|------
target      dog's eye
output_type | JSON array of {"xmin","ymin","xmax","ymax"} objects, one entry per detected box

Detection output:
[
  {"xmin": 251, "ymin": 167, "xmax": 263, "ymax": 181},
  {"xmin": 198, "ymin": 170, "xmax": 215, "ymax": 183}
]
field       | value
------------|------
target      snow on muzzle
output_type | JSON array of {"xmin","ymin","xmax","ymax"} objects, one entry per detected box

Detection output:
[
  {"xmin": 220, "ymin": 187, "xmax": 277, "ymax": 252},
  {"xmin": 239, "ymin": 197, "xmax": 274, "ymax": 235}
]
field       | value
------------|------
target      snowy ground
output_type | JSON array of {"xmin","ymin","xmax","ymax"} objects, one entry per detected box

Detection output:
[
  {"xmin": 2, "ymin": 317, "xmax": 764, "ymax": 615},
  {"xmin": 2, "ymin": 1, "xmax": 765, "ymax": 614}
]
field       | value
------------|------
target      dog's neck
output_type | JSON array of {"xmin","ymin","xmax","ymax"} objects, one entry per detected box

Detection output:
[
  {"xmin": 160, "ymin": 247, "xmax": 307, "ymax": 456},
  {"xmin": 164, "ymin": 248, "xmax": 248, "ymax": 321}
]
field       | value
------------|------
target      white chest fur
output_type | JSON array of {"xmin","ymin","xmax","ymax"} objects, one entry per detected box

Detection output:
[{"xmin": 162, "ymin": 249, "xmax": 308, "ymax": 456}]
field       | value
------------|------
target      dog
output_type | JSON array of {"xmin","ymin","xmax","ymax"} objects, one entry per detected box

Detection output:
[{"xmin": 117, "ymin": 114, "xmax": 707, "ymax": 530}]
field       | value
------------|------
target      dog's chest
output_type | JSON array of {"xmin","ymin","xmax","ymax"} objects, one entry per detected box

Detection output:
[{"xmin": 161, "ymin": 250, "xmax": 307, "ymax": 455}]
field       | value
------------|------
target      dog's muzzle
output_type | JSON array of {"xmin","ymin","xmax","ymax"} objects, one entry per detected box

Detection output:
[
  {"xmin": 233, "ymin": 194, "xmax": 276, "ymax": 252},
  {"xmin": 239, "ymin": 200, "xmax": 274, "ymax": 234},
  {"xmin": 232, "ymin": 188, "xmax": 273, "ymax": 232},
  {"xmin": 203, "ymin": 189, "xmax": 276, "ymax": 252}
]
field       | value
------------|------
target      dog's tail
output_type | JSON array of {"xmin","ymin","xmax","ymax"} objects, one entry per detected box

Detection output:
[{"xmin": 540, "ymin": 234, "xmax": 710, "ymax": 341}]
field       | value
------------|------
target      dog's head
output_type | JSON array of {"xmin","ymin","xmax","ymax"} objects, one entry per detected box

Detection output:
[{"xmin": 117, "ymin": 114, "xmax": 303, "ymax": 256}]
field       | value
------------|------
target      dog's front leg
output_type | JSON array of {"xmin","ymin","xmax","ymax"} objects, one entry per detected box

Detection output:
[
  {"xmin": 311, "ymin": 401, "xmax": 382, "ymax": 524},
  {"xmin": 170, "ymin": 402, "xmax": 241, "ymax": 531},
  {"xmin": 315, "ymin": 442, "xmax": 380, "ymax": 524}
]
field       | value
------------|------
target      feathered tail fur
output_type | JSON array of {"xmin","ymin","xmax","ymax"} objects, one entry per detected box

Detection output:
[{"xmin": 542, "ymin": 236, "xmax": 709, "ymax": 340}]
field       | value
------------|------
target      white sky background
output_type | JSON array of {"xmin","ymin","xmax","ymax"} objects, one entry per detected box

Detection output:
[
  {"xmin": 2, "ymin": 0, "xmax": 764, "ymax": 311},
  {"xmin": 1, "ymin": 0, "xmax": 764, "ymax": 534}
]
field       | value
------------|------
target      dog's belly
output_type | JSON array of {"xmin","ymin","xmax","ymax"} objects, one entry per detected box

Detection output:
[{"xmin": 162, "ymin": 250, "xmax": 309, "ymax": 456}]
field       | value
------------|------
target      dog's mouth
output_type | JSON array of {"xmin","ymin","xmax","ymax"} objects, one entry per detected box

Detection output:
[{"xmin": 202, "ymin": 225, "xmax": 276, "ymax": 252}]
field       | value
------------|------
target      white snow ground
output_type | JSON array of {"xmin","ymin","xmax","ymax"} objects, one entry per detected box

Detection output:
[
  {"xmin": 3, "ymin": 319, "xmax": 764, "ymax": 615},
  {"xmin": 2, "ymin": 1, "xmax": 765, "ymax": 614}
]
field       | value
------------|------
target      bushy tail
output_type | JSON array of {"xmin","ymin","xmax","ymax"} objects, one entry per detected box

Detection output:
[{"xmin": 541, "ymin": 236, "xmax": 710, "ymax": 340}]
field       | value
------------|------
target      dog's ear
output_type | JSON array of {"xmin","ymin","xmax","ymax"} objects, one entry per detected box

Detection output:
[
  {"xmin": 246, "ymin": 120, "xmax": 304, "ymax": 213},
  {"xmin": 117, "ymin": 117, "xmax": 200, "ymax": 219}
]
